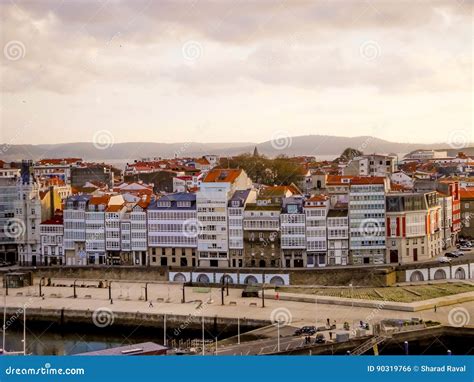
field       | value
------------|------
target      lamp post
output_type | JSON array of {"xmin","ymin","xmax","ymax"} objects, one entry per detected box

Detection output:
[
  {"xmin": 108, "ymin": 281, "xmax": 112, "ymax": 301},
  {"xmin": 181, "ymin": 283, "xmax": 186, "ymax": 304},
  {"xmin": 73, "ymin": 279, "xmax": 77, "ymax": 299},
  {"xmin": 39, "ymin": 277, "xmax": 45, "ymax": 297},
  {"xmin": 144, "ymin": 282, "xmax": 148, "ymax": 302},
  {"xmin": 261, "ymin": 283, "xmax": 265, "ymax": 308}
]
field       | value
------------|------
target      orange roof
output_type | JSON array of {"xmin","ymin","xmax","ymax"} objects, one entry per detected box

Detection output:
[
  {"xmin": 106, "ymin": 204, "xmax": 124, "ymax": 212},
  {"xmin": 37, "ymin": 158, "xmax": 81, "ymax": 165},
  {"xmin": 350, "ymin": 176, "xmax": 386, "ymax": 185},
  {"xmin": 460, "ymin": 188, "xmax": 474, "ymax": 199},
  {"xmin": 89, "ymin": 195, "xmax": 110, "ymax": 205},
  {"xmin": 307, "ymin": 194, "xmax": 328, "ymax": 202},
  {"xmin": 326, "ymin": 175, "xmax": 354, "ymax": 185},
  {"xmin": 137, "ymin": 195, "xmax": 151, "ymax": 209},
  {"xmin": 203, "ymin": 168, "xmax": 242, "ymax": 183},
  {"xmin": 195, "ymin": 158, "xmax": 210, "ymax": 165}
]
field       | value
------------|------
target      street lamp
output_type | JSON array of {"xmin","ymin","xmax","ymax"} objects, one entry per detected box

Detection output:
[
  {"xmin": 73, "ymin": 279, "xmax": 78, "ymax": 299},
  {"xmin": 39, "ymin": 277, "xmax": 45, "ymax": 297},
  {"xmin": 144, "ymin": 282, "xmax": 148, "ymax": 302},
  {"xmin": 181, "ymin": 282, "xmax": 186, "ymax": 304},
  {"xmin": 108, "ymin": 281, "xmax": 112, "ymax": 301}
]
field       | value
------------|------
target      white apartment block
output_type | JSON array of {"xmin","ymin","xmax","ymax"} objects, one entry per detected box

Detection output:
[
  {"xmin": 148, "ymin": 193, "xmax": 197, "ymax": 268},
  {"xmin": 16, "ymin": 179, "xmax": 42, "ymax": 266},
  {"xmin": 327, "ymin": 209, "xmax": 349, "ymax": 266},
  {"xmin": 349, "ymin": 178, "xmax": 389, "ymax": 265},
  {"xmin": 304, "ymin": 195, "xmax": 329, "ymax": 267},
  {"xmin": 343, "ymin": 154, "xmax": 396, "ymax": 177},
  {"xmin": 197, "ymin": 169, "xmax": 252, "ymax": 268},
  {"xmin": 40, "ymin": 215, "xmax": 64, "ymax": 266},
  {"xmin": 281, "ymin": 196, "xmax": 306, "ymax": 268}
]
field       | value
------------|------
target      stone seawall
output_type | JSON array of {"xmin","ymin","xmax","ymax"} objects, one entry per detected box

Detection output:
[{"xmin": 3, "ymin": 306, "xmax": 268, "ymax": 333}]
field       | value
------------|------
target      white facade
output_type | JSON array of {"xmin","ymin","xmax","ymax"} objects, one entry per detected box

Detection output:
[
  {"xmin": 349, "ymin": 181, "xmax": 387, "ymax": 265},
  {"xmin": 40, "ymin": 220, "xmax": 63, "ymax": 265}
]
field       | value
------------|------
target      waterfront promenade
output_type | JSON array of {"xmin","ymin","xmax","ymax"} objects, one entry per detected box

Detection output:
[{"xmin": 2, "ymin": 278, "xmax": 473, "ymax": 329}]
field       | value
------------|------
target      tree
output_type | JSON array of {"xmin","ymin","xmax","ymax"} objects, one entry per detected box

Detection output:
[{"xmin": 334, "ymin": 147, "xmax": 363, "ymax": 163}]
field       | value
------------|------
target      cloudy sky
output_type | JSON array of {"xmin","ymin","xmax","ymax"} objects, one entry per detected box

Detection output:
[{"xmin": 0, "ymin": 0, "xmax": 472, "ymax": 146}]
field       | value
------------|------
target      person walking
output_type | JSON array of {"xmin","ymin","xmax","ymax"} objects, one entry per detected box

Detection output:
[{"xmin": 149, "ymin": 301, "xmax": 154, "ymax": 308}]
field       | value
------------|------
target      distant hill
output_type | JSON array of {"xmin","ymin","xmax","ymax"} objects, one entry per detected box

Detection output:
[{"xmin": 0, "ymin": 135, "xmax": 471, "ymax": 162}]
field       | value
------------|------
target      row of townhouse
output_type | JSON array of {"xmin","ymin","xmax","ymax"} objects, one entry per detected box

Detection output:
[{"xmin": 35, "ymin": 169, "xmax": 448, "ymax": 269}]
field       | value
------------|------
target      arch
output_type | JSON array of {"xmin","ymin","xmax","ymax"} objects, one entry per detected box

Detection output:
[
  {"xmin": 244, "ymin": 275, "xmax": 258, "ymax": 285},
  {"xmin": 173, "ymin": 273, "xmax": 186, "ymax": 283},
  {"xmin": 409, "ymin": 271, "xmax": 424, "ymax": 282},
  {"xmin": 220, "ymin": 274, "xmax": 234, "ymax": 284},
  {"xmin": 196, "ymin": 274, "xmax": 210, "ymax": 284},
  {"xmin": 433, "ymin": 269, "xmax": 447, "ymax": 280},
  {"xmin": 454, "ymin": 267, "xmax": 466, "ymax": 280},
  {"xmin": 259, "ymin": 259, "xmax": 266, "ymax": 268},
  {"xmin": 269, "ymin": 276, "xmax": 285, "ymax": 286}
]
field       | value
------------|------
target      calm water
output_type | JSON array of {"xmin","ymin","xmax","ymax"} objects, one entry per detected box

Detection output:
[{"xmin": 3, "ymin": 323, "xmax": 472, "ymax": 356}]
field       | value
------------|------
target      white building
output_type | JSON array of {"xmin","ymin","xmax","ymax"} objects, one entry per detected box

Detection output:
[
  {"xmin": 228, "ymin": 189, "xmax": 255, "ymax": 268},
  {"xmin": 349, "ymin": 177, "xmax": 389, "ymax": 265},
  {"xmin": 343, "ymin": 154, "xmax": 396, "ymax": 177},
  {"xmin": 148, "ymin": 193, "xmax": 197, "ymax": 268},
  {"xmin": 63, "ymin": 195, "xmax": 90, "ymax": 266},
  {"xmin": 40, "ymin": 214, "xmax": 64, "ymax": 266},
  {"xmin": 15, "ymin": 178, "xmax": 42, "ymax": 266},
  {"xmin": 280, "ymin": 196, "xmax": 306, "ymax": 268},
  {"xmin": 304, "ymin": 195, "xmax": 329, "ymax": 267},
  {"xmin": 197, "ymin": 168, "xmax": 252, "ymax": 267},
  {"xmin": 327, "ymin": 208, "xmax": 349, "ymax": 266}
]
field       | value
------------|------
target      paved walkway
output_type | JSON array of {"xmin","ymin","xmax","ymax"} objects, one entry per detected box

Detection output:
[{"xmin": 2, "ymin": 278, "xmax": 473, "ymax": 329}]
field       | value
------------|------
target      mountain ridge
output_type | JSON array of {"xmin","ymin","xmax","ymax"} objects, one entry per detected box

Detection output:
[{"xmin": 0, "ymin": 135, "xmax": 470, "ymax": 162}]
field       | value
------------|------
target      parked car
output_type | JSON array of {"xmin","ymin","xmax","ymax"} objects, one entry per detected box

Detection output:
[
  {"xmin": 314, "ymin": 333, "xmax": 326, "ymax": 344},
  {"xmin": 294, "ymin": 326, "xmax": 316, "ymax": 336},
  {"xmin": 459, "ymin": 247, "xmax": 471, "ymax": 252},
  {"xmin": 437, "ymin": 256, "xmax": 451, "ymax": 263},
  {"xmin": 452, "ymin": 250, "xmax": 464, "ymax": 256},
  {"xmin": 445, "ymin": 252, "xmax": 458, "ymax": 258}
]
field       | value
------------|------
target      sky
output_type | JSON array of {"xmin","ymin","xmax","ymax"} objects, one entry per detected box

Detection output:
[{"xmin": 0, "ymin": 0, "xmax": 472, "ymax": 147}]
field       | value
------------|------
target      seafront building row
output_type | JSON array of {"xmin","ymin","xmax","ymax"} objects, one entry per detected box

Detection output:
[{"xmin": 0, "ymin": 151, "xmax": 472, "ymax": 270}]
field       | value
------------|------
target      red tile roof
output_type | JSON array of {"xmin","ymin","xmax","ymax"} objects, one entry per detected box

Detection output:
[{"xmin": 203, "ymin": 169, "xmax": 242, "ymax": 183}]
